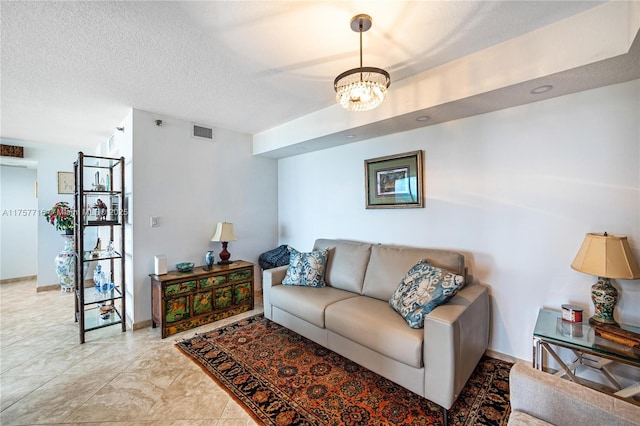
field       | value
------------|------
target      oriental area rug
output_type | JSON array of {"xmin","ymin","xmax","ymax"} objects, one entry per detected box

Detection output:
[{"xmin": 175, "ymin": 315, "xmax": 512, "ymax": 425}]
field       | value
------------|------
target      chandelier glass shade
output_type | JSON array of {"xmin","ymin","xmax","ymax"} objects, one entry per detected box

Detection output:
[
  {"xmin": 335, "ymin": 67, "xmax": 390, "ymax": 111},
  {"xmin": 334, "ymin": 15, "xmax": 390, "ymax": 112}
]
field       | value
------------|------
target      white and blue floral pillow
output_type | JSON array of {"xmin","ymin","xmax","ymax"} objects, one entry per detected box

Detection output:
[
  {"xmin": 282, "ymin": 247, "xmax": 329, "ymax": 288},
  {"xmin": 389, "ymin": 259, "xmax": 465, "ymax": 329}
]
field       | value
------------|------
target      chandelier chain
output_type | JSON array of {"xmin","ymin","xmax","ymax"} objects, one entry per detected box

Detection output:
[{"xmin": 359, "ymin": 19, "xmax": 363, "ymax": 81}]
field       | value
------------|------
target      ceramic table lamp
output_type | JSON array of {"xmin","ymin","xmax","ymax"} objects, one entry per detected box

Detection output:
[
  {"xmin": 571, "ymin": 232, "xmax": 640, "ymax": 325},
  {"xmin": 211, "ymin": 222, "xmax": 237, "ymax": 265}
]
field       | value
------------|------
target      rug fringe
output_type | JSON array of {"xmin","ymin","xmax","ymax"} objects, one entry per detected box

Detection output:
[{"xmin": 174, "ymin": 342, "xmax": 266, "ymax": 426}]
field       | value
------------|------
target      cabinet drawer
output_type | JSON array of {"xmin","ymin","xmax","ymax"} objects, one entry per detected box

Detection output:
[
  {"xmin": 165, "ymin": 280, "xmax": 197, "ymax": 296},
  {"xmin": 200, "ymin": 275, "xmax": 227, "ymax": 289},
  {"xmin": 229, "ymin": 269, "xmax": 252, "ymax": 282},
  {"xmin": 165, "ymin": 296, "xmax": 189, "ymax": 323}
]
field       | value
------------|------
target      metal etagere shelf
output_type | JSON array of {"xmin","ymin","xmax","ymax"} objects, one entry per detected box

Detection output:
[{"xmin": 73, "ymin": 152, "xmax": 126, "ymax": 343}]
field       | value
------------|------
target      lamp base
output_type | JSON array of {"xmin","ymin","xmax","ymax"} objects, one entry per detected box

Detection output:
[
  {"xmin": 590, "ymin": 277, "xmax": 618, "ymax": 326},
  {"xmin": 588, "ymin": 317, "xmax": 619, "ymax": 326},
  {"xmin": 218, "ymin": 241, "xmax": 231, "ymax": 265}
]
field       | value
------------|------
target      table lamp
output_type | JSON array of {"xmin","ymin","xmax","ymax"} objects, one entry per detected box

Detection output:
[
  {"xmin": 571, "ymin": 232, "xmax": 640, "ymax": 325},
  {"xmin": 211, "ymin": 222, "xmax": 237, "ymax": 265}
]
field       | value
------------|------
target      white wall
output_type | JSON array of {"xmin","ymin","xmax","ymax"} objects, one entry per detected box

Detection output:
[
  {"xmin": 0, "ymin": 138, "xmax": 80, "ymax": 288},
  {"xmin": 107, "ymin": 111, "xmax": 134, "ymax": 327},
  {"xmin": 277, "ymin": 80, "xmax": 640, "ymax": 362},
  {"xmin": 130, "ymin": 109, "xmax": 278, "ymax": 325},
  {"xmin": 0, "ymin": 164, "xmax": 37, "ymax": 280},
  {"xmin": 33, "ymin": 144, "xmax": 80, "ymax": 288}
]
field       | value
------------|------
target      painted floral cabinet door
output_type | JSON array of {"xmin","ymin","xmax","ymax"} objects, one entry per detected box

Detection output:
[
  {"xmin": 215, "ymin": 286, "xmax": 233, "ymax": 309},
  {"xmin": 193, "ymin": 291, "xmax": 213, "ymax": 315},
  {"xmin": 234, "ymin": 282, "xmax": 252, "ymax": 304},
  {"xmin": 165, "ymin": 296, "xmax": 189, "ymax": 323}
]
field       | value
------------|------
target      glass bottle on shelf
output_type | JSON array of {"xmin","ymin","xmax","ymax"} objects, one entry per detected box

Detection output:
[{"xmin": 93, "ymin": 264, "xmax": 106, "ymax": 290}]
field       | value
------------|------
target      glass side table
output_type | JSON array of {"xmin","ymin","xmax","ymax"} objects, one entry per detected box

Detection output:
[{"xmin": 533, "ymin": 308, "xmax": 640, "ymax": 401}]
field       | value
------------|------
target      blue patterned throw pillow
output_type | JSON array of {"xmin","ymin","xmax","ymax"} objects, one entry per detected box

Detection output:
[
  {"xmin": 389, "ymin": 259, "xmax": 465, "ymax": 329},
  {"xmin": 282, "ymin": 247, "xmax": 329, "ymax": 287}
]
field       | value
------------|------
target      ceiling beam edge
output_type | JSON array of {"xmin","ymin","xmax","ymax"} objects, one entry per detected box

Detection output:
[{"xmin": 253, "ymin": 1, "xmax": 639, "ymax": 159}]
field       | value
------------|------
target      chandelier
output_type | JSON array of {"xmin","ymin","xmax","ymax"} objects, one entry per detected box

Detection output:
[{"xmin": 334, "ymin": 14, "xmax": 390, "ymax": 112}]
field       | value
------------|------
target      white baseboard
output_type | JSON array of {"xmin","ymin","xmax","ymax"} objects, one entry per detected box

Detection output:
[
  {"xmin": 36, "ymin": 283, "xmax": 61, "ymax": 292},
  {"xmin": 132, "ymin": 319, "xmax": 152, "ymax": 330},
  {"xmin": 485, "ymin": 348, "xmax": 528, "ymax": 365}
]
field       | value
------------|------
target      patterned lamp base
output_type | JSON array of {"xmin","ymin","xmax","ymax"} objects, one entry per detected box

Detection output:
[{"xmin": 590, "ymin": 277, "xmax": 618, "ymax": 325}]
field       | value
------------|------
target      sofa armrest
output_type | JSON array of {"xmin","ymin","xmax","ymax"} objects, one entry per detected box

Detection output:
[
  {"xmin": 423, "ymin": 283, "xmax": 489, "ymax": 409},
  {"xmin": 262, "ymin": 265, "xmax": 288, "ymax": 320},
  {"xmin": 509, "ymin": 363, "xmax": 640, "ymax": 426}
]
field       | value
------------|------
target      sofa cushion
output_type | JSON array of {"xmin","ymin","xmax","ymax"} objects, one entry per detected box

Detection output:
[
  {"xmin": 282, "ymin": 247, "xmax": 329, "ymax": 287},
  {"xmin": 270, "ymin": 285, "xmax": 357, "ymax": 328},
  {"xmin": 325, "ymin": 296, "xmax": 424, "ymax": 368},
  {"xmin": 362, "ymin": 244, "xmax": 465, "ymax": 301},
  {"xmin": 507, "ymin": 411, "xmax": 553, "ymax": 426},
  {"xmin": 389, "ymin": 260, "xmax": 466, "ymax": 328},
  {"xmin": 313, "ymin": 239, "xmax": 372, "ymax": 293}
]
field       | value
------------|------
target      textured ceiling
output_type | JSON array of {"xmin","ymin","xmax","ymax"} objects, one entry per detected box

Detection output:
[{"xmin": 0, "ymin": 1, "xmax": 620, "ymax": 149}]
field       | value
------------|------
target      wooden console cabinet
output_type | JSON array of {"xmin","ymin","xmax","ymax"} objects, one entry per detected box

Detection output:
[{"xmin": 150, "ymin": 261, "xmax": 254, "ymax": 338}]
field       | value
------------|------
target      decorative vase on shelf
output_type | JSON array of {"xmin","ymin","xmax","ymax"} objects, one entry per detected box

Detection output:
[
  {"xmin": 204, "ymin": 250, "xmax": 215, "ymax": 271},
  {"xmin": 55, "ymin": 234, "xmax": 75, "ymax": 293}
]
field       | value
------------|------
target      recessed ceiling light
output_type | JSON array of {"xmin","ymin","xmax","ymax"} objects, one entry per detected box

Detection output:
[
  {"xmin": 416, "ymin": 116, "xmax": 430, "ymax": 122},
  {"xmin": 530, "ymin": 85, "xmax": 553, "ymax": 94},
  {"xmin": 345, "ymin": 134, "xmax": 356, "ymax": 139}
]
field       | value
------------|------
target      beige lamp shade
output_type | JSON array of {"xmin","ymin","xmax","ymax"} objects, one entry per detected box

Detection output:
[
  {"xmin": 571, "ymin": 233, "xmax": 640, "ymax": 279},
  {"xmin": 211, "ymin": 222, "xmax": 237, "ymax": 242}
]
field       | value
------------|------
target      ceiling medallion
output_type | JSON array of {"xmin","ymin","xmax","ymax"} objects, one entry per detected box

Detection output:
[{"xmin": 334, "ymin": 14, "xmax": 390, "ymax": 112}]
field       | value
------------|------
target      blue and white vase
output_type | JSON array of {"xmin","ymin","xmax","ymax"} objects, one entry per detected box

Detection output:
[
  {"xmin": 205, "ymin": 251, "xmax": 215, "ymax": 269},
  {"xmin": 55, "ymin": 234, "xmax": 75, "ymax": 293}
]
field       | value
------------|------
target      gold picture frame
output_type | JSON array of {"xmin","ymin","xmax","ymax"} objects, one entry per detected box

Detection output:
[
  {"xmin": 57, "ymin": 171, "xmax": 75, "ymax": 194},
  {"xmin": 365, "ymin": 150, "xmax": 424, "ymax": 209}
]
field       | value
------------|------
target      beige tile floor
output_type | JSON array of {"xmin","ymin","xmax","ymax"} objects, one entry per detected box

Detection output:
[{"xmin": 1, "ymin": 279, "xmax": 262, "ymax": 425}]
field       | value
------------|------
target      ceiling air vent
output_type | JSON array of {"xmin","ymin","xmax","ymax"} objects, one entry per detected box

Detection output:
[{"xmin": 192, "ymin": 124, "xmax": 214, "ymax": 141}]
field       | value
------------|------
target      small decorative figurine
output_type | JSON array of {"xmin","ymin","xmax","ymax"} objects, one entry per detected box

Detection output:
[
  {"xmin": 92, "ymin": 238, "xmax": 102, "ymax": 258},
  {"xmin": 94, "ymin": 199, "xmax": 108, "ymax": 221}
]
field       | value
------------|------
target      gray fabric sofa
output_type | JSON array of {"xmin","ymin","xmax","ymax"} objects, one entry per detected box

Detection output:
[
  {"xmin": 508, "ymin": 363, "xmax": 640, "ymax": 425},
  {"xmin": 262, "ymin": 238, "xmax": 490, "ymax": 422}
]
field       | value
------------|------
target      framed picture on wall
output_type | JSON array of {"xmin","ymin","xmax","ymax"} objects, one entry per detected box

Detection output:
[
  {"xmin": 364, "ymin": 150, "xmax": 424, "ymax": 209},
  {"xmin": 57, "ymin": 172, "xmax": 75, "ymax": 194}
]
